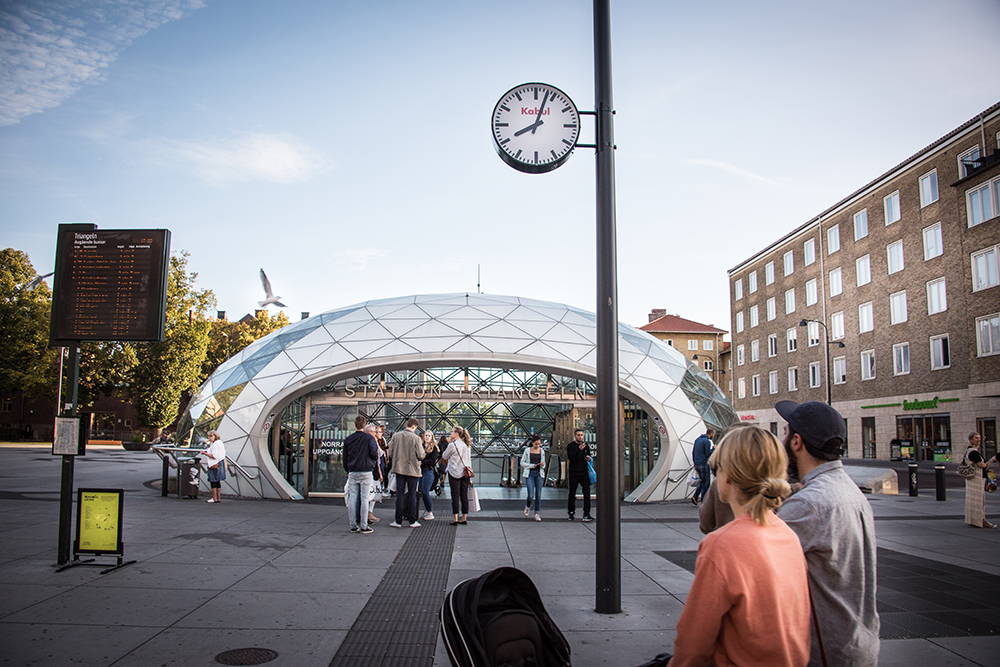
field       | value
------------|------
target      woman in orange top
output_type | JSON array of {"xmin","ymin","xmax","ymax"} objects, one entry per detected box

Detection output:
[{"xmin": 669, "ymin": 427, "xmax": 811, "ymax": 667}]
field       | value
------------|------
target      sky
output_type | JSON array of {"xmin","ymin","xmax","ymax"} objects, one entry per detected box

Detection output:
[{"xmin": 2, "ymin": 0, "xmax": 1000, "ymax": 339}]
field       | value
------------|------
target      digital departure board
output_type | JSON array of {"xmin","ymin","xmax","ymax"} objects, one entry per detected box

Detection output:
[{"xmin": 49, "ymin": 224, "xmax": 171, "ymax": 344}]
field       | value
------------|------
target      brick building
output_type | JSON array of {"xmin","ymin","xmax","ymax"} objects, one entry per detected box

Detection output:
[
  {"xmin": 728, "ymin": 102, "xmax": 1000, "ymax": 461},
  {"xmin": 639, "ymin": 310, "xmax": 727, "ymax": 389}
]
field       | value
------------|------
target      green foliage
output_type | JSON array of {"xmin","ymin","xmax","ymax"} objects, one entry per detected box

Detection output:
[
  {"xmin": 201, "ymin": 310, "xmax": 289, "ymax": 384},
  {"xmin": 0, "ymin": 248, "xmax": 58, "ymax": 400}
]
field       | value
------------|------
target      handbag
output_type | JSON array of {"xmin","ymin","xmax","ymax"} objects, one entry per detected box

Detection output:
[
  {"xmin": 388, "ymin": 473, "xmax": 397, "ymax": 493},
  {"xmin": 987, "ymin": 470, "xmax": 997, "ymax": 493},
  {"xmin": 587, "ymin": 459, "xmax": 597, "ymax": 485},
  {"xmin": 468, "ymin": 484, "xmax": 481, "ymax": 512},
  {"xmin": 687, "ymin": 469, "xmax": 701, "ymax": 487},
  {"xmin": 462, "ymin": 444, "xmax": 475, "ymax": 478},
  {"xmin": 957, "ymin": 453, "xmax": 978, "ymax": 479}
]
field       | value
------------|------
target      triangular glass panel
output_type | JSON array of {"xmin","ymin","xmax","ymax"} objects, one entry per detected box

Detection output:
[
  {"xmin": 215, "ymin": 364, "xmax": 251, "ymax": 393},
  {"xmin": 619, "ymin": 327, "xmax": 653, "ymax": 355},
  {"xmin": 321, "ymin": 306, "xmax": 365, "ymax": 325}
]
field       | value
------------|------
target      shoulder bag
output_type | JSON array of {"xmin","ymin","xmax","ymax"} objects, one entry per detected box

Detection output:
[
  {"xmin": 957, "ymin": 452, "xmax": 978, "ymax": 479},
  {"xmin": 463, "ymin": 444, "xmax": 475, "ymax": 479}
]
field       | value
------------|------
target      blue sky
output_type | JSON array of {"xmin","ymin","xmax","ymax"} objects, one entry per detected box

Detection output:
[{"xmin": 2, "ymin": 0, "xmax": 999, "ymax": 336}]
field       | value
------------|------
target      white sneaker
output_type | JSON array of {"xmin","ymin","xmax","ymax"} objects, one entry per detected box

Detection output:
[
  {"xmin": 423, "ymin": 512, "xmax": 435, "ymax": 521},
  {"xmin": 534, "ymin": 513, "xmax": 541, "ymax": 522},
  {"xmin": 409, "ymin": 521, "xmax": 421, "ymax": 528},
  {"xmin": 206, "ymin": 498, "xmax": 217, "ymax": 503},
  {"xmin": 524, "ymin": 506, "xmax": 530, "ymax": 517},
  {"xmin": 389, "ymin": 522, "xmax": 402, "ymax": 528}
]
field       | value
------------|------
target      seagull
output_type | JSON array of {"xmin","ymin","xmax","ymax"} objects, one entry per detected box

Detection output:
[
  {"xmin": 26, "ymin": 271, "xmax": 54, "ymax": 290},
  {"xmin": 258, "ymin": 269, "xmax": 287, "ymax": 308}
]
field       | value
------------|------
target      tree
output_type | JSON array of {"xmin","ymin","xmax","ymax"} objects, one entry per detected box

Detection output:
[
  {"xmin": 0, "ymin": 248, "xmax": 58, "ymax": 401},
  {"xmin": 200, "ymin": 309, "xmax": 290, "ymax": 385},
  {"xmin": 133, "ymin": 251, "xmax": 215, "ymax": 432}
]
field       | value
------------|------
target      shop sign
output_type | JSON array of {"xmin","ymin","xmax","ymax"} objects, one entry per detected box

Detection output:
[
  {"xmin": 903, "ymin": 396, "xmax": 940, "ymax": 411},
  {"xmin": 739, "ymin": 414, "xmax": 756, "ymax": 421}
]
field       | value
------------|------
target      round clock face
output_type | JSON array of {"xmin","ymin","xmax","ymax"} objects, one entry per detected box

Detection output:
[{"xmin": 491, "ymin": 83, "xmax": 580, "ymax": 174}]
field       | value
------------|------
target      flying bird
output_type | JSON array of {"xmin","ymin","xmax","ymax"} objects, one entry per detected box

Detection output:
[
  {"xmin": 26, "ymin": 271, "xmax": 54, "ymax": 290},
  {"xmin": 258, "ymin": 269, "xmax": 287, "ymax": 308}
]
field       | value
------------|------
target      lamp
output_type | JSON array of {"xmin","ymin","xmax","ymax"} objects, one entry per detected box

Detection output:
[{"xmin": 798, "ymin": 319, "xmax": 844, "ymax": 405}]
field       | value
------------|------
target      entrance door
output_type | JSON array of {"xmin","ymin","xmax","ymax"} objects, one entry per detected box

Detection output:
[
  {"xmin": 309, "ymin": 404, "xmax": 358, "ymax": 495},
  {"xmin": 623, "ymin": 405, "xmax": 658, "ymax": 496},
  {"xmin": 896, "ymin": 414, "xmax": 952, "ymax": 462}
]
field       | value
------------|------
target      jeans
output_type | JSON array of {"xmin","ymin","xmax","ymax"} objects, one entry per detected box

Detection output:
[
  {"xmin": 395, "ymin": 474, "xmax": 420, "ymax": 524},
  {"xmin": 525, "ymin": 470, "xmax": 542, "ymax": 512},
  {"xmin": 345, "ymin": 471, "xmax": 373, "ymax": 529},
  {"xmin": 567, "ymin": 471, "xmax": 591, "ymax": 517},
  {"xmin": 694, "ymin": 464, "xmax": 711, "ymax": 502},
  {"xmin": 419, "ymin": 469, "xmax": 436, "ymax": 513}
]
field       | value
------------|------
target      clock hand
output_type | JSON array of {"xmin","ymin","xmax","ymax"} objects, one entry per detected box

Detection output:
[{"xmin": 513, "ymin": 90, "xmax": 549, "ymax": 136}]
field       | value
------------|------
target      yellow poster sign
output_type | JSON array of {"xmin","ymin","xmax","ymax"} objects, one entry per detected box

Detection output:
[{"xmin": 78, "ymin": 490, "xmax": 121, "ymax": 553}]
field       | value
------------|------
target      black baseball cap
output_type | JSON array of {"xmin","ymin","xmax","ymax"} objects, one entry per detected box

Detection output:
[{"xmin": 775, "ymin": 400, "xmax": 847, "ymax": 456}]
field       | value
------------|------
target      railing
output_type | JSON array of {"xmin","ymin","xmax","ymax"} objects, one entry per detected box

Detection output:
[
  {"xmin": 151, "ymin": 445, "xmax": 258, "ymax": 481},
  {"xmin": 962, "ymin": 150, "xmax": 1000, "ymax": 179}
]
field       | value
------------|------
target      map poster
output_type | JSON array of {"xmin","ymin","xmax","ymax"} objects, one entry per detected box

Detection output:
[
  {"xmin": 52, "ymin": 417, "xmax": 84, "ymax": 456},
  {"xmin": 75, "ymin": 488, "xmax": 124, "ymax": 555}
]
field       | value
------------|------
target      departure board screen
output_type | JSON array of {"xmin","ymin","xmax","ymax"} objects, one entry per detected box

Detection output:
[{"xmin": 50, "ymin": 225, "xmax": 171, "ymax": 344}]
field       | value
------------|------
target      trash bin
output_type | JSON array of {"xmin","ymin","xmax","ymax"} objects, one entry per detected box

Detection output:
[{"xmin": 178, "ymin": 457, "xmax": 201, "ymax": 498}]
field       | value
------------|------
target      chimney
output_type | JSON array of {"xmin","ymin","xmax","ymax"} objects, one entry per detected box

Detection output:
[
  {"xmin": 217, "ymin": 310, "xmax": 227, "ymax": 321},
  {"xmin": 648, "ymin": 308, "xmax": 666, "ymax": 323},
  {"xmin": 301, "ymin": 312, "xmax": 310, "ymax": 320}
]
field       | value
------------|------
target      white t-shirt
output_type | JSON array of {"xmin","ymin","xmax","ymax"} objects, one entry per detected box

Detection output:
[{"xmin": 204, "ymin": 439, "xmax": 226, "ymax": 467}]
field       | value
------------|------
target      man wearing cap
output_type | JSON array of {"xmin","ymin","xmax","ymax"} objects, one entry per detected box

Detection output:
[{"xmin": 775, "ymin": 400, "xmax": 879, "ymax": 667}]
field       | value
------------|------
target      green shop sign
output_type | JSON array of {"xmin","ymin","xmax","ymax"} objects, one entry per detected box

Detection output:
[{"xmin": 862, "ymin": 396, "xmax": 959, "ymax": 410}]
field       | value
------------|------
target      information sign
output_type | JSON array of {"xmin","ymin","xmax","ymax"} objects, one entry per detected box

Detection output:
[
  {"xmin": 52, "ymin": 417, "xmax": 86, "ymax": 456},
  {"xmin": 49, "ymin": 223, "xmax": 171, "ymax": 344},
  {"xmin": 75, "ymin": 488, "xmax": 124, "ymax": 555}
]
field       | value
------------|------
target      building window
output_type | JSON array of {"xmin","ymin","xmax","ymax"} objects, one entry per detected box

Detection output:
[
  {"xmin": 703, "ymin": 360, "xmax": 714, "ymax": 371},
  {"xmin": 884, "ymin": 190, "xmax": 901, "ymax": 225},
  {"xmin": 887, "ymin": 240, "xmax": 904, "ymax": 274},
  {"xmin": 930, "ymin": 334, "xmax": 950, "ymax": 369},
  {"xmin": 768, "ymin": 334, "xmax": 778, "ymax": 357},
  {"xmin": 858, "ymin": 302, "xmax": 874, "ymax": 333},
  {"xmin": 854, "ymin": 209, "xmax": 869, "ymax": 240},
  {"xmin": 750, "ymin": 339, "xmax": 760, "ymax": 362},
  {"xmin": 783, "ymin": 250, "xmax": 794, "ymax": 276},
  {"xmin": 890, "ymin": 291, "xmax": 907, "ymax": 325},
  {"xmin": 827, "ymin": 225, "xmax": 840, "ymax": 254},
  {"xmin": 973, "ymin": 246, "xmax": 999, "ymax": 291},
  {"xmin": 959, "ymin": 145, "xmax": 981, "ymax": 179},
  {"xmin": 748, "ymin": 270, "xmax": 758, "ymax": 294},
  {"xmin": 766, "ymin": 297, "xmax": 776, "ymax": 321},
  {"xmin": 738, "ymin": 377, "xmax": 746, "ymax": 399},
  {"xmin": 927, "ymin": 278, "xmax": 947, "ymax": 314},
  {"xmin": 785, "ymin": 288, "xmax": 796, "ymax": 314},
  {"xmin": 805, "ymin": 279, "xmax": 818, "ymax": 306},
  {"xmin": 786, "ymin": 328, "xmax": 798, "ymax": 352},
  {"xmin": 750, "ymin": 305, "xmax": 759, "ymax": 328},
  {"xmin": 922, "ymin": 223, "xmax": 943, "ymax": 260},
  {"xmin": 861, "ymin": 350, "xmax": 876, "ymax": 380},
  {"xmin": 735, "ymin": 311, "xmax": 744, "ymax": 333},
  {"xmin": 856, "ymin": 255, "xmax": 871, "ymax": 286},
  {"xmin": 977, "ymin": 313, "xmax": 1000, "ymax": 356},
  {"xmin": 734, "ymin": 278, "xmax": 743, "ymax": 300},
  {"xmin": 769, "ymin": 370, "xmax": 779, "ymax": 394},
  {"xmin": 665, "ymin": 339, "xmax": 674, "ymax": 347},
  {"xmin": 688, "ymin": 339, "xmax": 699, "ymax": 351},
  {"xmin": 829, "ymin": 267, "xmax": 843, "ymax": 297},
  {"xmin": 807, "ymin": 321, "xmax": 820, "ymax": 347},
  {"xmin": 765, "ymin": 261, "xmax": 775, "ymax": 285},
  {"xmin": 967, "ymin": 179, "xmax": 997, "ymax": 227},
  {"xmin": 919, "ymin": 170, "xmax": 939, "ymax": 207},
  {"xmin": 751, "ymin": 374, "xmax": 761, "ymax": 397},
  {"xmin": 0, "ymin": 398, "xmax": 11, "ymax": 413},
  {"xmin": 833, "ymin": 356, "xmax": 847, "ymax": 384},
  {"xmin": 831, "ymin": 311, "xmax": 845, "ymax": 340},
  {"xmin": 737, "ymin": 345, "xmax": 745, "ymax": 366},
  {"xmin": 893, "ymin": 342, "xmax": 910, "ymax": 375},
  {"xmin": 703, "ymin": 340, "xmax": 714, "ymax": 351},
  {"xmin": 809, "ymin": 362, "xmax": 822, "ymax": 388},
  {"xmin": 787, "ymin": 366, "xmax": 798, "ymax": 391},
  {"xmin": 804, "ymin": 239, "xmax": 816, "ymax": 266}
]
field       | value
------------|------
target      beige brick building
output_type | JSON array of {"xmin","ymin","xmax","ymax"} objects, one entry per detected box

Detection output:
[
  {"xmin": 728, "ymin": 102, "xmax": 1000, "ymax": 461},
  {"xmin": 639, "ymin": 310, "xmax": 727, "ymax": 389}
]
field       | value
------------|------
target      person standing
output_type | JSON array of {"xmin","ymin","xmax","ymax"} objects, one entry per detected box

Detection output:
[
  {"xmin": 691, "ymin": 428, "xmax": 715, "ymax": 506},
  {"xmin": 203, "ymin": 431, "xmax": 226, "ymax": 504},
  {"xmin": 418, "ymin": 430, "xmax": 440, "ymax": 520},
  {"xmin": 442, "ymin": 426, "xmax": 473, "ymax": 525},
  {"xmin": 566, "ymin": 429, "xmax": 593, "ymax": 522},
  {"xmin": 364, "ymin": 423, "xmax": 384, "ymax": 523},
  {"xmin": 520, "ymin": 434, "xmax": 546, "ymax": 521},
  {"xmin": 776, "ymin": 400, "xmax": 879, "ymax": 667},
  {"xmin": 388, "ymin": 418, "xmax": 425, "ymax": 528},
  {"xmin": 963, "ymin": 431, "xmax": 997, "ymax": 529},
  {"xmin": 343, "ymin": 415, "xmax": 379, "ymax": 534}
]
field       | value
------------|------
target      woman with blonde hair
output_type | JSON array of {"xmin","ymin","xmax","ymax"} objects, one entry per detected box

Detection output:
[
  {"xmin": 441, "ymin": 426, "xmax": 473, "ymax": 525},
  {"xmin": 668, "ymin": 426, "xmax": 810, "ymax": 667},
  {"xmin": 203, "ymin": 431, "xmax": 226, "ymax": 504},
  {"xmin": 418, "ymin": 430, "xmax": 440, "ymax": 520},
  {"xmin": 963, "ymin": 431, "xmax": 997, "ymax": 528}
]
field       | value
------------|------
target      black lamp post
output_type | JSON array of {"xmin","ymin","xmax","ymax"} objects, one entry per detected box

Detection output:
[
  {"xmin": 798, "ymin": 319, "xmax": 845, "ymax": 406},
  {"xmin": 692, "ymin": 353, "xmax": 724, "ymax": 386}
]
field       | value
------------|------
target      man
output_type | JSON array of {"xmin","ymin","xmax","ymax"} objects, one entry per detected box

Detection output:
[
  {"xmin": 566, "ymin": 429, "xmax": 593, "ymax": 522},
  {"xmin": 776, "ymin": 400, "xmax": 879, "ymax": 667},
  {"xmin": 343, "ymin": 415, "xmax": 380, "ymax": 534},
  {"xmin": 388, "ymin": 418, "xmax": 425, "ymax": 528},
  {"xmin": 691, "ymin": 427, "xmax": 716, "ymax": 506}
]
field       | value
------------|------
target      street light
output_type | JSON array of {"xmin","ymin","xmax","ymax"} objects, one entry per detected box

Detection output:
[
  {"xmin": 798, "ymin": 319, "xmax": 845, "ymax": 406},
  {"xmin": 692, "ymin": 353, "xmax": 725, "ymax": 386}
]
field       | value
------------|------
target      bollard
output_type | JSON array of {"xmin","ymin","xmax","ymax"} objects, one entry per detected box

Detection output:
[
  {"xmin": 908, "ymin": 462, "xmax": 919, "ymax": 496},
  {"xmin": 935, "ymin": 464, "xmax": 946, "ymax": 501},
  {"xmin": 161, "ymin": 454, "xmax": 170, "ymax": 497}
]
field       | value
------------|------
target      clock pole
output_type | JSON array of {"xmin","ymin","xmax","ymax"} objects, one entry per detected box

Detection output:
[{"xmin": 593, "ymin": 0, "xmax": 621, "ymax": 615}]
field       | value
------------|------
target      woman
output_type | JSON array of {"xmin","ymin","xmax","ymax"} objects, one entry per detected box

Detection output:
[
  {"xmin": 203, "ymin": 430, "xmax": 227, "ymax": 504},
  {"xmin": 964, "ymin": 432, "xmax": 997, "ymax": 529},
  {"xmin": 441, "ymin": 426, "xmax": 473, "ymax": 525},
  {"xmin": 520, "ymin": 435, "xmax": 545, "ymax": 521},
  {"xmin": 418, "ymin": 430, "xmax": 440, "ymax": 520},
  {"xmin": 668, "ymin": 426, "xmax": 810, "ymax": 667},
  {"xmin": 364, "ymin": 423, "xmax": 384, "ymax": 523}
]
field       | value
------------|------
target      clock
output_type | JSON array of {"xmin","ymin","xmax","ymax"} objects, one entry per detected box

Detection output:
[{"xmin": 491, "ymin": 83, "xmax": 580, "ymax": 174}]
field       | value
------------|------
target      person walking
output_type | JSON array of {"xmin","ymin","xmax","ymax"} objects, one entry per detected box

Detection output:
[
  {"xmin": 963, "ymin": 431, "xmax": 997, "ymax": 529},
  {"xmin": 520, "ymin": 434, "xmax": 546, "ymax": 521},
  {"xmin": 418, "ymin": 429, "xmax": 440, "ymax": 520},
  {"xmin": 566, "ymin": 429, "xmax": 593, "ymax": 522},
  {"xmin": 691, "ymin": 428, "xmax": 715, "ymax": 505},
  {"xmin": 667, "ymin": 426, "xmax": 810, "ymax": 667},
  {"xmin": 388, "ymin": 418, "xmax": 425, "ymax": 528},
  {"xmin": 442, "ymin": 426, "xmax": 473, "ymax": 525},
  {"xmin": 343, "ymin": 415, "xmax": 379, "ymax": 534},
  {"xmin": 776, "ymin": 400, "xmax": 879, "ymax": 667},
  {"xmin": 203, "ymin": 431, "xmax": 226, "ymax": 504}
]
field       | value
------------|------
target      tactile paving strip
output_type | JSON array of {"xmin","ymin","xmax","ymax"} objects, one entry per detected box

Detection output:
[{"xmin": 329, "ymin": 520, "xmax": 456, "ymax": 667}]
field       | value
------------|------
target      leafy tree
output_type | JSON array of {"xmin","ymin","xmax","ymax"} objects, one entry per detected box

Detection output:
[
  {"xmin": 133, "ymin": 251, "xmax": 215, "ymax": 432},
  {"xmin": 78, "ymin": 341, "xmax": 138, "ymax": 408},
  {"xmin": 0, "ymin": 248, "xmax": 58, "ymax": 400}
]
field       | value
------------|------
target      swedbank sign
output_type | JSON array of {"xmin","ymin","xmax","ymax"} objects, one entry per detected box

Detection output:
[{"xmin": 902, "ymin": 396, "xmax": 940, "ymax": 411}]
